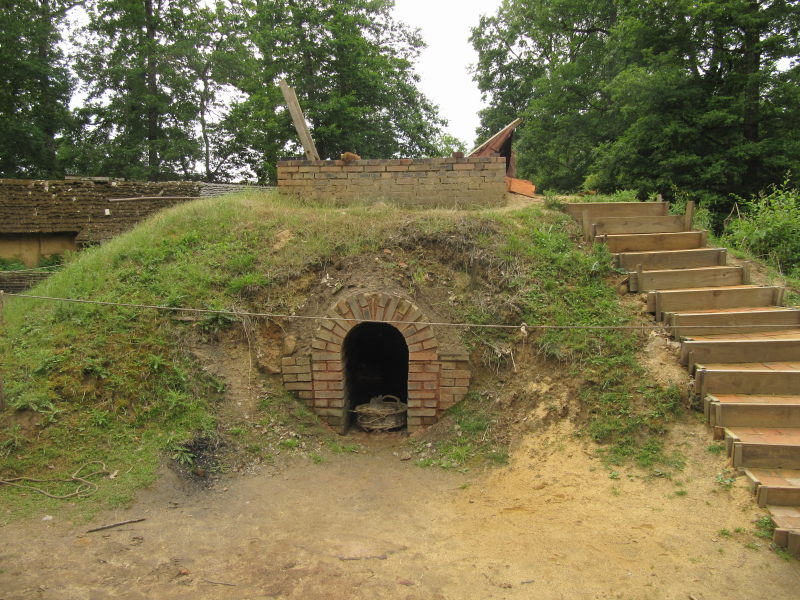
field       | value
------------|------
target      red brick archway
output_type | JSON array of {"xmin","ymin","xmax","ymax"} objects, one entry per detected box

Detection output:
[{"xmin": 280, "ymin": 292, "xmax": 471, "ymax": 432}]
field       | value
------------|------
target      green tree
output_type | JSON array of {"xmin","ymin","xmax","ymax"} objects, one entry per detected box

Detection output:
[
  {"xmin": 65, "ymin": 0, "xmax": 207, "ymax": 181},
  {"xmin": 471, "ymin": 0, "xmax": 800, "ymax": 208},
  {"xmin": 232, "ymin": 0, "xmax": 445, "ymax": 181},
  {"xmin": 0, "ymin": 0, "xmax": 74, "ymax": 178}
]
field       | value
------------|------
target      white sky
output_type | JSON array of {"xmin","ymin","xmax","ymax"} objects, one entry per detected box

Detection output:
[{"xmin": 392, "ymin": 0, "xmax": 503, "ymax": 148}]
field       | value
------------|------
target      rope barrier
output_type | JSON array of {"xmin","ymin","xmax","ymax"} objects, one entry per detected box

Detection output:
[{"xmin": 2, "ymin": 291, "xmax": 797, "ymax": 331}]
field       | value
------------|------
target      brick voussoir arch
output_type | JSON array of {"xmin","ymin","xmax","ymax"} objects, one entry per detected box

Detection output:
[{"xmin": 280, "ymin": 291, "xmax": 471, "ymax": 432}]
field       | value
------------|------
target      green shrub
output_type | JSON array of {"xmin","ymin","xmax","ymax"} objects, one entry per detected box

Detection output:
[
  {"xmin": 723, "ymin": 184, "xmax": 800, "ymax": 277},
  {"xmin": 0, "ymin": 257, "xmax": 26, "ymax": 270}
]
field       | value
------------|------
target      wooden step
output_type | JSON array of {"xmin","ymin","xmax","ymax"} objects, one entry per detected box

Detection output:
[
  {"xmin": 669, "ymin": 308, "xmax": 800, "ymax": 337},
  {"xmin": 592, "ymin": 215, "xmax": 687, "ymax": 236},
  {"xmin": 725, "ymin": 427, "xmax": 800, "ymax": 469},
  {"xmin": 616, "ymin": 248, "xmax": 726, "ymax": 271},
  {"xmin": 768, "ymin": 505, "xmax": 800, "ymax": 556},
  {"xmin": 646, "ymin": 285, "xmax": 784, "ymax": 318},
  {"xmin": 631, "ymin": 266, "xmax": 743, "ymax": 292},
  {"xmin": 745, "ymin": 469, "xmax": 800, "ymax": 506},
  {"xmin": 695, "ymin": 362, "xmax": 800, "ymax": 397},
  {"xmin": 706, "ymin": 394, "xmax": 800, "ymax": 428},
  {"xmin": 684, "ymin": 328, "xmax": 800, "ymax": 343},
  {"xmin": 680, "ymin": 338, "xmax": 800, "ymax": 369},
  {"xmin": 598, "ymin": 231, "xmax": 706, "ymax": 253},
  {"xmin": 565, "ymin": 201, "xmax": 669, "ymax": 221}
]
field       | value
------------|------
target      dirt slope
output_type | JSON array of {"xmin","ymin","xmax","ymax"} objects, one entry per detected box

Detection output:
[{"xmin": 2, "ymin": 421, "xmax": 799, "ymax": 600}]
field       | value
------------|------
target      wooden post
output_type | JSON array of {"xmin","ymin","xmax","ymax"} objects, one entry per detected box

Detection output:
[
  {"xmin": 718, "ymin": 248, "xmax": 727, "ymax": 266},
  {"xmin": 654, "ymin": 291, "xmax": 663, "ymax": 322},
  {"xmin": 774, "ymin": 287, "xmax": 786, "ymax": 307},
  {"xmin": 684, "ymin": 200, "xmax": 695, "ymax": 231},
  {"xmin": 581, "ymin": 210, "xmax": 591, "ymax": 242},
  {"xmin": 279, "ymin": 79, "xmax": 321, "ymax": 161},
  {"xmin": 700, "ymin": 230, "xmax": 708, "ymax": 247},
  {"xmin": 636, "ymin": 264, "xmax": 644, "ymax": 292},
  {"xmin": 741, "ymin": 261, "xmax": 751, "ymax": 285}
]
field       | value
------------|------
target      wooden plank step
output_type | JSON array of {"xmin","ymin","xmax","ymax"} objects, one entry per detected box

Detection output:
[
  {"xmin": 767, "ymin": 505, "xmax": 800, "ymax": 554},
  {"xmin": 745, "ymin": 468, "xmax": 800, "ymax": 506},
  {"xmin": 646, "ymin": 286, "xmax": 782, "ymax": 316},
  {"xmin": 616, "ymin": 248, "xmax": 726, "ymax": 271},
  {"xmin": 597, "ymin": 231, "xmax": 706, "ymax": 253},
  {"xmin": 686, "ymin": 328, "xmax": 800, "ymax": 342},
  {"xmin": 707, "ymin": 394, "xmax": 800, "ymax": 428},
  {"xmin": 631, "ymin": 266, "xmax": 743, "ymax": 292},
  {"xmin": 593, "ymin": 215, "xmax": 686, "ymax": 236},
  {"xmin": 669, "ymin": 308, "xmax": 800, "ymax": 337},
  {"xmin": 725, "ymin": 427, "xmax": 800, "ymax": 469},
  {"xmin": 680, "ymin": 338, "xmax": 800, "ymax": 369},
  {"xmin": 695, "ymin": 364, "xmax": 800, "ymax": 397},
  {"xmin": 564, "ymin": 201, "xmax": 669, "ymax": 221}
]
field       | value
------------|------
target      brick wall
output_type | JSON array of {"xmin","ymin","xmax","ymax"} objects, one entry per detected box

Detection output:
[
  {"xmin": 0, "ymin": 179, "xmax": 201, "ymax": 245},
  {"xmin": 280, "ymin": 291, "xmax": 471, "ymax": 432},
  {"xmin": 277, "ymin": 157, "xmax": 506, "ymax": 209}
]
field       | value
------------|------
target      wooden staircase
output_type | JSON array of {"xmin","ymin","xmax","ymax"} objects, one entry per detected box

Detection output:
[{"xmin": 566, "ymin": 200, "xmax": 800, "ymax": 557}]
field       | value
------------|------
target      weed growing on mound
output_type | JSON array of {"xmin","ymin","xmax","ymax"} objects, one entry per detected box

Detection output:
[
  {"xmin": 724, "ymin": 184, "xmax": 800, "ymax": 278},
  {"xmin": 452, "ymin": 206, "xmax": 685, "ymax": 472},
  {"xmin": 412, "ymin": 392, "xmax": 509, "ymax": 469}
]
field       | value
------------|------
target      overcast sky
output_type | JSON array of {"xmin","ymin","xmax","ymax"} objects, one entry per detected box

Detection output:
[{"xmin": 392, "ymin": 0, "xmax": 503, "ymax": 148}]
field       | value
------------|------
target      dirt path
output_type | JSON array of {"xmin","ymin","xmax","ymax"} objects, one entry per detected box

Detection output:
[{"xmin": 2, "ymin": 419, "xmax": 799, "ymax": 600}]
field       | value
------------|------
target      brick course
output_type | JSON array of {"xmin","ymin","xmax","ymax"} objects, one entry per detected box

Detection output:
[
  {"xmin": 280, "ymin": 291, "xmax": 471, "ymax": 432},
  {"xmin": 277, "ymin": 157, "xmax": 505, "ymax": 209}
]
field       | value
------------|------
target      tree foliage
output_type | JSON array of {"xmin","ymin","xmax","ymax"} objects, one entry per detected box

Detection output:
[
  {"xmin": 471, "ymin": 0, "xmax": 800, "ymax": 206},
  {"xmin": 233, "ymin": 0, "xmax": 445, "ymax": 181},
  {"xmin": 0, "ymin": 0, "xmax": 73, "ymax": 178},
  {"xmin": 1, "ymin": 0, "xmax": 445, "ymax": 182}
]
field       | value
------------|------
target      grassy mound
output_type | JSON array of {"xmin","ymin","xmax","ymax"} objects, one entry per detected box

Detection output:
[{"xmin": 1, "ymin": 191, "xmax": 684, "ymax": 519}]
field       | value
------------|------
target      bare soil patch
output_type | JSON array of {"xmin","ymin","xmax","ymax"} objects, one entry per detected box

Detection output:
[{"xmin": 3, "ymin": 418, "xmax": 799, "ymax": 600}]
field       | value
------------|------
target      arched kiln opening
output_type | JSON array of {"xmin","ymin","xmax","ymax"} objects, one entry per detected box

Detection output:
[
  {"xmin": 342, "ymin": 322, "xmax": 409, "ymax": 431},
  {"xmin": 280, "ymin": 292, "xmax": 472, "ymax": 432}
]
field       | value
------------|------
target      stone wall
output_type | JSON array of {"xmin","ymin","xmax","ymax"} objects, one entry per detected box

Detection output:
[
  {"xmin": 280, "ymin": 291, "xmax": 471, "ymax": 432},
  {"xmin": 277, "ymin": 157, "xmax": 506, "ymax": 209}
]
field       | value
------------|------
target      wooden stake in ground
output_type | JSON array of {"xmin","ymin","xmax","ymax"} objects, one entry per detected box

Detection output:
[{"xmin": 279, "ymin": 79, "xmax": 321, "ymax": 161}]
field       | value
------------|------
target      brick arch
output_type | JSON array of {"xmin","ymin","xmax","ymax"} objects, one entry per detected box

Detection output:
[{"xmin": 280, "ymin": 292, "xmax": 471, "ymax": 433}]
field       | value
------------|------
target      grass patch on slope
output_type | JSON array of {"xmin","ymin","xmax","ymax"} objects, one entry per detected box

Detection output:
[
  {"xmin": 476, "ymin": 206, "xmax": 684, "ymax": 470},
  {"xmin": 1, "ymin": 192, "xmax": 684, "ymax": 518}
]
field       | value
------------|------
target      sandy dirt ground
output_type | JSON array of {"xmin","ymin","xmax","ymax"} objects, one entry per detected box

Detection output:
[{"xmin": 2, "ymin": 417, "xmax": 800, "ymax": 600}]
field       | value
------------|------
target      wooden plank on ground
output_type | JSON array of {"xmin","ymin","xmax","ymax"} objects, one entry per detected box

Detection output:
[
  {"xmin": 635, "ymin": 266, "xmax": 743, "ymax": 292},
  {"xmin": 670, "ymin": 308, "xmax": 800, "ymax": 337},
  {"xmin": 593, "ymin": 215, "xmax": 686, "ymax": 235},
  {"xmin": 646, "ymin": 286, "xmax": 780, "ymax": 315},
  {"xmin": 711, "ymin": 396, "xmax": 800, "ymax": 428},
  {"xmin": 564, "ymin": 201, "xmax": 668, "ymax": 221},
  {"xmin": 681, "ymin": 339, "xmax": 800, "ymax": 368},
  {"xmin": 697, "ymin": 367, "xmax": 800, "ymax": 397},
  {"xmin": 599, "ymin": 231, "xmax": 705, "ymax": 253},
  {"xmin": 617, "ymin": 248, "xmax": 725, "ymax": 271}
]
